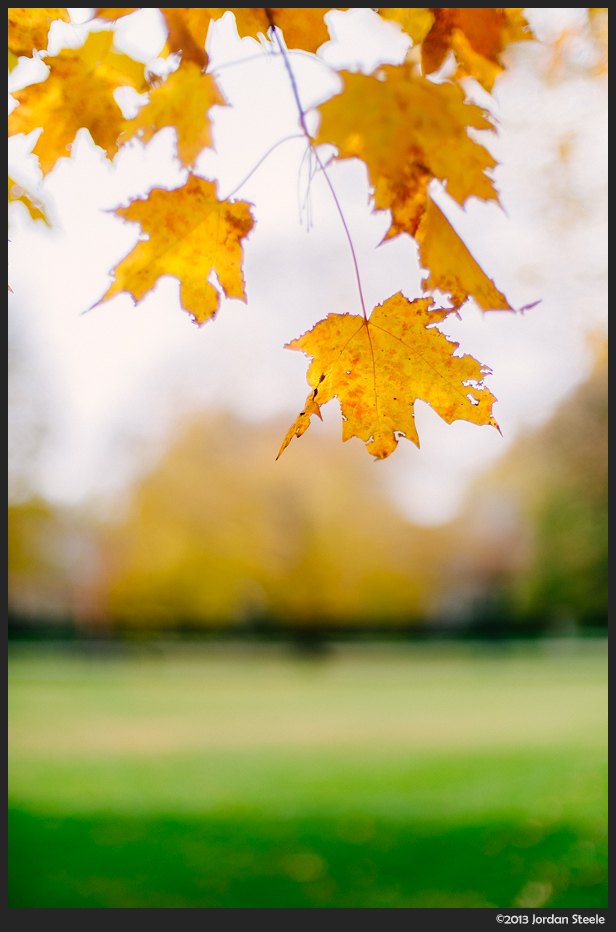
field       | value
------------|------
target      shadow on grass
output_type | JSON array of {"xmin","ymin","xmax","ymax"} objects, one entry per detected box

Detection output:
[{"xmin": 9, "ymin": 809, "xmax": 607, "ymax": 908}]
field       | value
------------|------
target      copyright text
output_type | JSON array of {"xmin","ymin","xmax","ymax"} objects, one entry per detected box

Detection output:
[{"xmin": 495, "ymin": 916, "xmax": 605, "ymax": 925}]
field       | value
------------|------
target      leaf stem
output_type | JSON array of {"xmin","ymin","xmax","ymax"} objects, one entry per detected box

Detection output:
[
  {"xmin": 311, "ymin": 147, "xmax": 368, "ymax": 319},
  {"xmin": 223, "ymin": 133, "xmax": 306, "ymax": 200},
  {"xmin": 267, "ymin": 16, "xmax": 368, "ymax": 321}
]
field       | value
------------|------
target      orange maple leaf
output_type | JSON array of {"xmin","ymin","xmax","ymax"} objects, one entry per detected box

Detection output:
[
  {"xmin": 207, "ymin": 8, "xmax": 339, "ymax": 51},
  {"xmin": 414, "ymin": 7, "xmax": 533, "ymax": 91},
  {"xmin": 279, "ymin": 293, "xmax": 498, "ymax": 460},
  {"xmin": 8, "ymin": 7, "xmax": 70, "ymax": 58},
  {"xmin": 241, "ymin": 8, "xmax": 338, "ymax": 52},
  {"xmin": 8, "ymin": 31, "xmax": 146, "ymax": 175},
  {"xmin": 119, "ymin": 62, "xmax": 226, "ymax": 168},
  {"xmin": 160, "ymin": 7, "xmax": 212, "ymax": 68},
  {"xmin": 99, "ymin": 175, "xmax": 254, "ymax": 325}
]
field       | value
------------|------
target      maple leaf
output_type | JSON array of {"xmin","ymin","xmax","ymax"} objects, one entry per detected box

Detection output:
[
  {"xmin": 99, "ymin": 175, "xmax": 254, "ymax": 325},
  {"xmin": 279, "ymin": 293, "xmax": 498, "ymax": 460},
  {"xmin": 7, "ymin": 6, "xmax": 545, "ymax": 464},
  {"xmin": 8, "ymin": 175, "xmax": 49, "ymax": 224},
  {"xmin": 252, "ymin": 8, "xmax": 337, "ymax": 53},
  {"xmin": 159, "ymin": 7, "xmax": 338, "ymax": 64},
  {"xmin": 8, "ymin": 7, "xmax": 70, "ymax": 58},
  {"xmin": 205, "ymin": 8, "xmax": 339, "ymax": 51},
  {"xmin": 317, "ymin": 65, "xmax": 512, "ymax": 312},
  {"xmin": 119, "ymin": 62, "xmax": 226, "ymax": 168},
  {"xmin": 377, "ymin": 8, "xmax": 435, "ymax": 46},
  {"xmin": 157, "ymin": 8, "xmax": 340, "ymax": 68},
  {"xmin": 374, "ymin": 164, "xmax": 431, "ymax": 240},
  {"xmin": 317, "ymin": 65, "xmax": 498, "ymax": 212},
  {"xmin": 417, "ymin": 197, "xmax": 511, "ymax": 312},
  {"xmin": 8, "ymin": 31, "xmax": 146, "ymax": 175},
  {"xmin": 406, "ymin": 7, "xmax": 533, "ymax": 91},
  {"xmin": 160, "ymin": 7, "xmax": 212, "ymax": 68},
  {"xmin": 210, "ymin": 7, "xmax": 270, "ymax": 43}
]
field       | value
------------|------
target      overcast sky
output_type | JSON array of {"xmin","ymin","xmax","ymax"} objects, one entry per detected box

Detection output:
[{"xmin": 8, "ymin": 8, "xmax": 607, "ymax": 524}]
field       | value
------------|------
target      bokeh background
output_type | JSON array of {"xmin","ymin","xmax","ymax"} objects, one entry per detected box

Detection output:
[{"xmin": 8, "ymin": 8, "xmax": 607, "ymax": 908}]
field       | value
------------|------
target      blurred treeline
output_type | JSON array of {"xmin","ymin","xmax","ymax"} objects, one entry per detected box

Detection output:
[{"xmin": 8, "ymin": 345, "xmax": 607, "ymax": 639}]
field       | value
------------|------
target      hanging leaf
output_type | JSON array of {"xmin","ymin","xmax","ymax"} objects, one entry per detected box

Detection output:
[
  {"xmin": 119, "ymin": 62, "xmax": 226, "ymax": 168},
  {"xmin": 279, "ymin": 293, "xmax": 498, "ymax": 460},
  {"xmin": 98, "ymin": 175, "xmax": 254, "ymax": 325},
  {"xmin": 417, "ymin": 197, "xmax": 511, "ymax": 311},
  {"xmin": 8, "ymin": 31, "xmax": 146, "ymax": 174}
]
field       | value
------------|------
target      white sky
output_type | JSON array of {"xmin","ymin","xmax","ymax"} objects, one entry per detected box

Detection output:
[{"xmin": 8, "ymin": 8, "xmax": 608, "ymax": 524}]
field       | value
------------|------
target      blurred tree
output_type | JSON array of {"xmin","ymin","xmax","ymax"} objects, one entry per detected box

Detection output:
[
  {"xmin": 102, "ymin": 414, "xmax": 427, "ymax": 630},
  {"xmin": 8, "ymin": 345, "xmax": 607, "ymax": 635},
  {"xmin": 426, "ymin": 340, "xmax": 608, "ymax": 632},
  {"xmin": 8, "ymin": 498, "xmax": 103, "ymax": 627},
  {"xmin": 8, "ymin": 307, "xmax": 50, "ymax": 504},
  {"xmin": 508, "ymin": 342, "xmax": 608, "ymax": 628}
]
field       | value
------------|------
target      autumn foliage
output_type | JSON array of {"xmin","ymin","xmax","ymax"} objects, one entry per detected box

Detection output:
[{"xmin": 8, "ymin": 8, "xmax": 536, "ymax": 458}]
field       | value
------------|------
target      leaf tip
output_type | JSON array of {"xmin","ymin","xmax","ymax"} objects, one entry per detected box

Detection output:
[{"xmin": 517, "ymin": 300, "xmax": 542, "ymax": 314}]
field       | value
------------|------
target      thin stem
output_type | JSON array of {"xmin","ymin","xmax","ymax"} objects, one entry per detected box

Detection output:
[
  {"xmin": 266, "ymin": 13, "xmax": 312, "ymax": 139},
  {"xmin": 267, "ymin": 16, "xmax": 368, "ymax": 321},
  {"xmin": 311, "ymin": 147, "xmax": 367, "ymax": 320},
  {"xmin": 223, "ymin": 133, "xmax": 306, "ymax": 200},
  {"xmin": 207, "ymin": 47, "xmax": 338, "ymax": 77},
  {"xmin": 207, "ymin": 51, "xmax": 281, "ymax": 74}
]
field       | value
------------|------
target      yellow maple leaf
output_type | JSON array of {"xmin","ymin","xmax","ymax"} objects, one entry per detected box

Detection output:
[
  {"xmin": 8, "ymin": 175, "xmax": 49, "ymax": 224},
  {"xmin": 213, "ymin": 7, "xmax": 270, "ymax": 42},
  {"xmin": 316, "ymin": 63, "xmax": 509, "ymax": 311},
  {"xmin": 158, "ymin": 8, "xmax": 339, "ymax": 66},
  {"xmin": 417, "ymin": 197, "xmax": 511, "ymax": 311},
  {"xmin": 8, "ymin": 31, "xmax": 146, "ymax": 175},
  {"xmin": 8, "ymin": 7, "xmax": 70, "ymax": 58},
  {"xmin": 420, "ymin": 8, "xmax": 533, "ymax": 91},
  {"xmin": 119, "ymin": 62, "xmax": 226, "ymax": 168},
  {"xmin": 99, "ymin": 175, "xmax": 254, "ymax": 325},
  {"xmin": 279, "ymin": 293, "xmax": 498, "ymax": 460},
  {"xmin": 260, "ymin": 8, "xmax": 336, "ymax": 53},
  {"xmin": 208, "ymin": 8, "xmax": 338, "ymax": 51},
  {"xmin": 375, "ymin": 164, "xmax": 431, "ymax": 240},
  {"xmin": 317, "ymin": 66, "xmax": 498, "ymax": 213}
]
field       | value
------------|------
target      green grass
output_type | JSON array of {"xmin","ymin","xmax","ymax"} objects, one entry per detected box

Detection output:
[{"xmin": 8, "ymin": 640, "xmax": 608, "ymax": 908}]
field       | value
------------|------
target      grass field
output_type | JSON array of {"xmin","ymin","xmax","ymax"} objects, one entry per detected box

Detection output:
[{"xmin": 8, "ymin": 640, "xmax": 607, "ymax": 908}]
